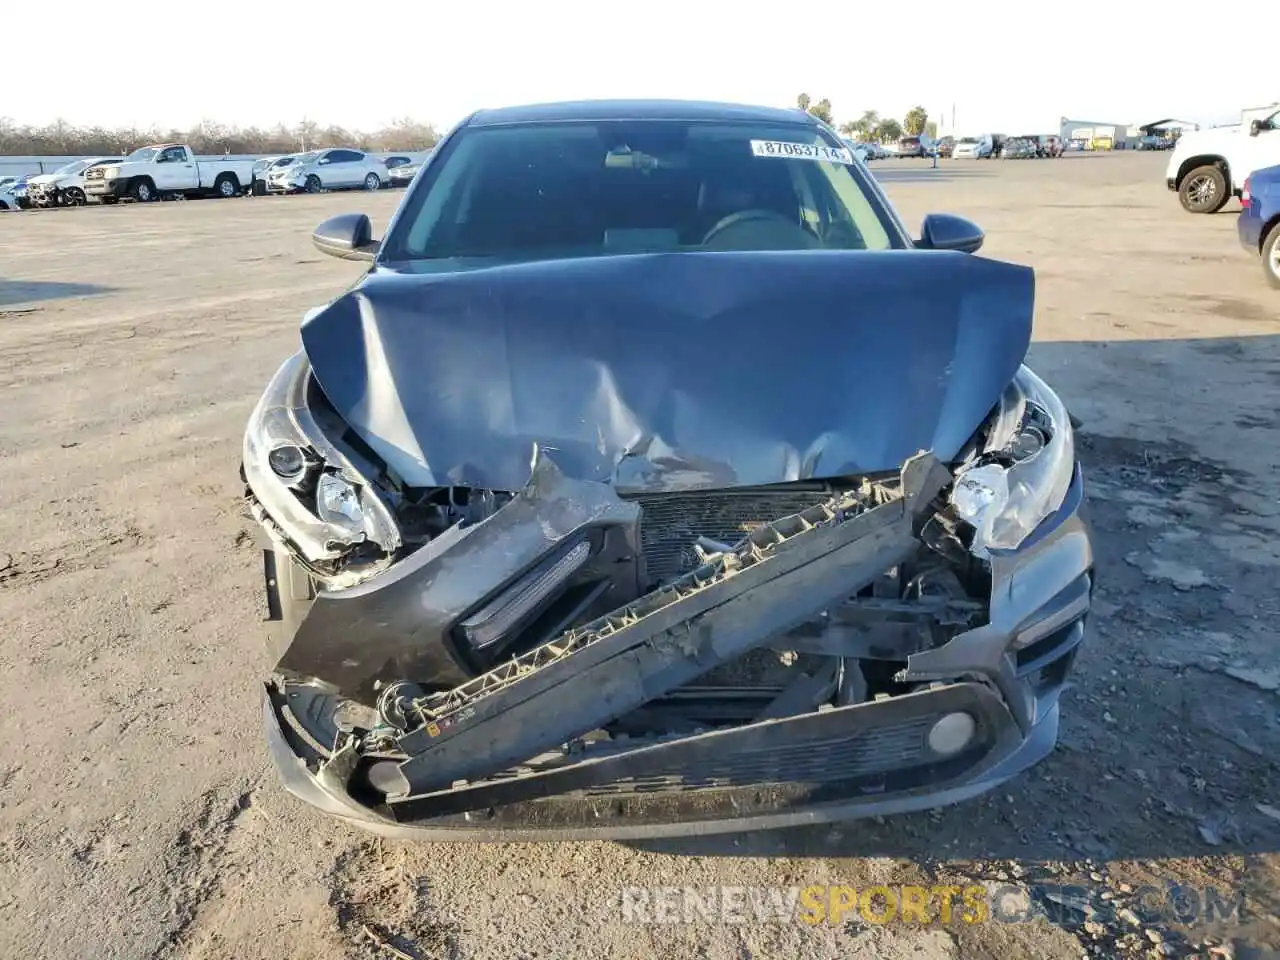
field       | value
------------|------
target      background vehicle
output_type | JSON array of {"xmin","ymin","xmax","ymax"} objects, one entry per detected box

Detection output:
[
  {"xmin": 1033, "ymin": 135, "xmax": 1062, "ymax": 158},
  {"xmin": 1137, "ymin": 135, "xmax": 1163, "ymax": 151},
  {"xmin": 84, "ymin": 144, "xmax": 255, "ymax": 202},
  {"xmin": 896, "ymin": 135, "xmax": 929, "ymax": 158},
  {"xmin": 1166, "ymin": 108, "xmax": 1280, "ymax": 213},
  {"xmin": 935, "ymin": 136, "xmax": 955, "ymax": 158},
  {"xmin": 860, "ymin": 142, "xmax": 891, "ymax": 160},
  {"xmin": 1239, "ymin": 165, "xmax": 1280, "ymax": 288},
  {"xmin": 952, "ymin": 135, "xmax": 993, "ymax": 160},
  {"xmin": 251, "ymin": 155, "xmax": 295, "ymax": 196},
  {"xmin": 1002, "ymin": 138, "xmax": 1038, "ymax": 159},
  {"xmin": 0, "ymin": 176, "xmax": 26, "ymax": 210},
  {"xmin": 26, "ymin": 157, "xmax": 119, "ymax": 207},
  {"xmin": 265, "ymin": 148, "xmax": 388, "ymax": 194},
  {"xmin": 388, "ymin": 160, "xmax": 421, "ymax": 187}
]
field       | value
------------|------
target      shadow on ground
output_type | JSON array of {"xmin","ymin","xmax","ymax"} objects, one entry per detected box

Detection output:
[{"xmin": 0, "ymin": 279, "xmax": 115, "ymax": 307}]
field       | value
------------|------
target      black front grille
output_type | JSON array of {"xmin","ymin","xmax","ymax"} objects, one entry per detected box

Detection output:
[
  {"xmin": 580, "ymin": 717, "xmax": 937, "ymax": 795},
  {"xmin": 624, "ymin": 487, "xmax": 833, "ymax": 586}
]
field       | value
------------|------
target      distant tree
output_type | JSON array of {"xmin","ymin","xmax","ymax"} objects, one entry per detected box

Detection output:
[
  {"xmin": 838, "ymin": 120, "xmax": 859, "ymax": 137},
  {"xmin": 808, "ymin": 98, "xmax": 834, "ymax": 125},
  {"xmin": 875, "ymin": 119, "xmax": 903, "ymax": 143},
  {"xmin": 903, "ymin": 106, "xmax": 929, "ymax": 136},
  {"xmin": 925, "ymin": 120, "xmax": 938, "ymax": 139},
  {"xmin": 0, "ymin": 118, "xmax": 440, "ymax": 156},
  {"xmin": 796, "ymin": 93, "xmax": 812, "ymax": 113}
]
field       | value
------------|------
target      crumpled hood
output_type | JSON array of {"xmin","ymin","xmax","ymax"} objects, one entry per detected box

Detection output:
[{"xmin": 301, "ymin": 250, "xmax": 1034, "ymax": 492}]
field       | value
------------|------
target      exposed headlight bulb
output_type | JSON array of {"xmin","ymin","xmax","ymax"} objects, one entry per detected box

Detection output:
[
  {"xmin": 950, "ymin": 464, "xmax": 1010, "ymax": 548},
  {"xmin": 316, "ymin": 472, "xmax": 366, "ymax": 534}
]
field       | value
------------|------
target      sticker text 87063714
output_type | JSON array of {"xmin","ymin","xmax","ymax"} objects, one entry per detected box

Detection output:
[{"xmin": 749, "ymin": 140, "xmax": 853, "ymax": 164}]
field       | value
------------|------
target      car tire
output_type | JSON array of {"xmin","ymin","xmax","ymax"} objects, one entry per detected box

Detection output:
[
  {"xmin": 132, "ymin": 178, "xmax": 156, "ymax": 202},
  {"xmin": 1263, "ymin": 223, "xmax": 1280, "ymax": 290},
  {"xmin": 305, "ymin": 175, "xmax": 322, "ymax": 194},
  {"xmin": 1178, "ymin": 164, "xmax": 1229, "ymax": 214},
  {"xmin": 214, "ymin": 174, "xmax": 239, "ymax": 198},
  {"xmin": 364, "ymin": 172, "xmax": 382, "ymax": 191},
  {"xmin": 62, "ymin": 187, "xmax": 86, "ymax": 206}
]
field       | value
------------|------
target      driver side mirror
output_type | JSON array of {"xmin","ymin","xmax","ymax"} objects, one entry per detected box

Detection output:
[
  {"xmin": 313, "ymin": 213, "xmax": 380, "ymax": 262},
  {"xmin": 1249, "ymin": 119, "xmax": 1262, "ymax": 137},
  {"xmin": 917, "ymin": 213, "xmax": 984, "ymax": 254}
]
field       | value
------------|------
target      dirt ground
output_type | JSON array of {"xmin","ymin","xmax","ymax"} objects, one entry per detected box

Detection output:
[{"xmin": 1, "ymin": 153, "xmax": 1278, "ymax": 960}]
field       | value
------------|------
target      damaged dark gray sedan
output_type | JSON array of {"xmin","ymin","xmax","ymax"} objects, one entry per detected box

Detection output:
[{"xmin": 244, "ymin": 100, "xmax": 1093, "ymax": 839}]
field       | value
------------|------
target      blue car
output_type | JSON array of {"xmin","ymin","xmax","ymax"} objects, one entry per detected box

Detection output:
[{"xmin": 1239, "ymin": 164, "xmax": 1280, "ymax": 288}]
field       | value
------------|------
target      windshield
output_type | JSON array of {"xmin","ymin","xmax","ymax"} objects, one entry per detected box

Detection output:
[
  {"xmin": 292, "ymin": 152, "xmax": 319, "ymax": 164},
  {"xmin": 53, "ymin": 159, "xmax": 90, "ymax": 176},
  {"xmin": 271, "ymin": 156, "xmax": 295, "ymax": 167},
  {"xmin": 387, "ymin": 119, "xmax": 900, "ymax": 266},
  {"xmin": 957, "ymin": 138, "xmax": 978, "ymax": 145},
  {"xmin": 125, "ymin": 147, "xmax": 159, "ymax": 161}
]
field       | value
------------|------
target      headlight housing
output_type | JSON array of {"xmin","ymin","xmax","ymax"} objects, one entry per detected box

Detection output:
[
  {"xmin": 950, "ymin": 365, "xmax": 1074, "ymax": 554},
  {"xmin": 243, "ymin": 353, "xmax": 400, "ymax": 567}
]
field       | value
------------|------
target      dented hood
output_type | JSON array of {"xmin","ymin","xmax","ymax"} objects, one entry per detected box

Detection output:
[{"xmin": 301, "ymin": 250, "xmax": 1034, "ymax": 492}]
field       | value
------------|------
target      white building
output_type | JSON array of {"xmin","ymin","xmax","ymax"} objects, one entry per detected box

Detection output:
[{"xmin": 1059, "ymin": 118, "xmax": 1131, "ymax": 149}]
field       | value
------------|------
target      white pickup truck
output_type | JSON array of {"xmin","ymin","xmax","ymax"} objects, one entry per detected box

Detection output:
[
  {"xmin": 1166, "ymin": 107, "xmax": 1280, "ymax": 213},
  {"xmin": 83, "ymin": 143, "xmax": 256, "ymax": 203}
]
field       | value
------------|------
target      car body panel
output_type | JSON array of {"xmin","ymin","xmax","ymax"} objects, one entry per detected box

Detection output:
[
  {"xmin": 301, "ymin": 250, "xmax": 1034, "ymax": 493},
  {"xmin": 1239, "ymin": 163, "xmax": 1280, "ymax": 252}
]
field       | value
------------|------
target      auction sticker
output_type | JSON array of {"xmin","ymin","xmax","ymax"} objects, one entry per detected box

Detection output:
[{"xmin": 750, "ymin": 140, "xmax": 853, "ymax": 164}]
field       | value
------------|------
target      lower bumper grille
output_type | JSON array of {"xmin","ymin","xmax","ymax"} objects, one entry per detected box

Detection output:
[{"xmin": 624, "ymin": 487, "xmax": 834, "ymax": 586}]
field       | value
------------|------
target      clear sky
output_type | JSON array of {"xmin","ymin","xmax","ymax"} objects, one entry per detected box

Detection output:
[{"xmin": 2, "ymin": 0, "xmax": 1274, "ymax": 135}]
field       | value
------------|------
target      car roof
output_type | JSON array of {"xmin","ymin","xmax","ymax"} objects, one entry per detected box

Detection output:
[{"xmin": 468, "ymin": 99, "xmax": 814, "ymax": 127}]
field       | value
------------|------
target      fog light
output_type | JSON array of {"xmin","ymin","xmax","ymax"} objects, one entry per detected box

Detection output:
[{"xmin": 927, "ymin": 712, "xmax": 976, "ymax": 756}]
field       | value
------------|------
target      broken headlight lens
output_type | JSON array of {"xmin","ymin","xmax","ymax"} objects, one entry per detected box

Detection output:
[
  {"xmin": 951, "ymin": 366, "xmax": 1074, "ymax": 553},
  {"xmin": 316, "ymin": 472, "xmax": 366, "ymax": 535}
]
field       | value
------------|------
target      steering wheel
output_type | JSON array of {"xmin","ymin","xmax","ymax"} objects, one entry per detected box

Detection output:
[{"xmin": 700, "ymin": 209, "xmax": 820, "ymax": 248}]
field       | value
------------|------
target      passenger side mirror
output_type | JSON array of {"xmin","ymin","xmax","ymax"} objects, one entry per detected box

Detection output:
[
  {"xmin": 312, "ymin": 213, "xmax": 380, "ymax": 262},
  {"xmin": 1249, "ymin": 119, "xmax": 1262, "ymax": 137},
  {"xmin": 917, "ymin": 213, "xmax": 984, "ymax": 254}
]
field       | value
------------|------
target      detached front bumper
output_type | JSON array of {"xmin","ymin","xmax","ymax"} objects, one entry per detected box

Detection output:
[{"xmin": 256, "ymin": 447, "xmax": 1091, "ymax": 839}]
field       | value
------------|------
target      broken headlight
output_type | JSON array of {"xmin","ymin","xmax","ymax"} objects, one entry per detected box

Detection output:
[
  {"xmin": 243, "ymin": 352, "xmax": 400, "ymax": 565},
  {"xmin": 950, "ymin": 365, "xmax": 1074, "ymax": 554}
]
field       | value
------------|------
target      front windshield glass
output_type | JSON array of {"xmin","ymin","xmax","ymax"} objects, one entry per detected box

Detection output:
[
  {"xmin": 957, "ymin": 138, "xmax": 978, "ymax": 144},
  {"xmin": 125, "ymin": 147, "xmax": 159, "ymax": 161},
  {"xmin": 53, "ymin": 160, "xmax": 90, "ymax": 176},
  {"xmin": 388, "ymin": 119, "xmax": 899, "ymax": 266},
  {"xmin": 271, "ymin": 156, "xmax": 295, "ymax": 167},
  {"xmin": 292, "ymin": 152, "xmax": 319, "ymax": 164}
]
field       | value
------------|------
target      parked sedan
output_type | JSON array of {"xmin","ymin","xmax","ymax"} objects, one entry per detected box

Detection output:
[
  {"xmin": 251, "ymin": 156, "xmax": 296, "ymax": 196},
  {"xmin": 0, "ymin": 175, "xmax": 30, "ymax": 209},
  {"xmin": 384, "ymin": 155, "xmax": 418, "ymax": 187},
  {"xmin": 247, "ymin": 97, "xmax": 1091, "ymax": 840},
  {"xmin": 1239, "ymin": 165, "xmax": 1280, "ymax": 288},
  {"xmin": 26, "ymin": 158, "xmax": 120, "ymax": 207},
  {"xmin": 265, "ymin": 148, "xmax": 388, "ymax": 194},
  {"xmin": 1002, "ymin": 138, "xmax": 1038, "ymax": 159}
]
